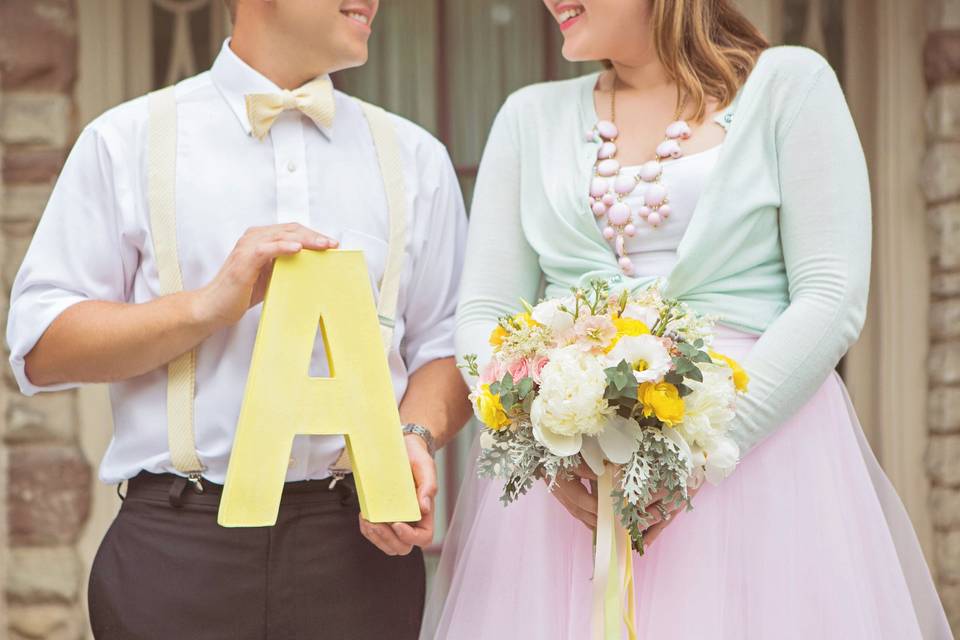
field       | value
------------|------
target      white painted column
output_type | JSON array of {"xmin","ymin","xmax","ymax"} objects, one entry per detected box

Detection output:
[{"xmin": 843, "ymin": 0, "xmax": 933, "ymax": 559}]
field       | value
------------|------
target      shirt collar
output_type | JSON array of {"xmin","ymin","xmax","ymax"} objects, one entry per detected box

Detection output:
[{"xmin": 210, "ymin": 39, "xmax": 335, "ymax": 139}]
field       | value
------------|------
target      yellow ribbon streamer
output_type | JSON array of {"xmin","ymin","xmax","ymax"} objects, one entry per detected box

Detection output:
[{"xmin": 592, "ymin": 464, "xmax": 638, "ymax": 640}]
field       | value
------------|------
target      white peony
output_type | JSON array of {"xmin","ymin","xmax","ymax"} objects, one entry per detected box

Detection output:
[
  {"xmin": 531, "ymin": 297, "xmax": 576, "ymax": 336},
  {"xmin": 605, "ymin": 334, "xmax": 673, "ymax": 383},
  {"xmin": 678, "ymin": 363, "xmax": 736, "ymax": 440},
  {"xmin": 672, "ymin": 363, "xmax": 740, "ymax": 484},
  {"xmin": 530, "ymin": 346, "xmax": 612, "ymax": 456}
]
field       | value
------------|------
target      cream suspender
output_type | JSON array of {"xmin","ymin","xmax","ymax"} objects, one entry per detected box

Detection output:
[
  {"xmin": 356, "ymin": 99, "xmax": 407, "ymax": 352},
  {"xmin": 146, "ymin": 87, "xmax": 408, "ymax": 483},
  {"xmin": 147, "ymin": 86, "xmax": 206, "ymax": 485}
]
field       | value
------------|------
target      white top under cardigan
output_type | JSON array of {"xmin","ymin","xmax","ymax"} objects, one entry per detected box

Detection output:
[
  {"xmin": 456, "ymin": 46, "xmax": 871, "ymax": 457},
  {"xmin": 610, "ymin": 146, "xmax": 723, "ymax": 277},
  {"xmin": 6, "ymin": 40, "xmax": 468, "ymax": 484}
]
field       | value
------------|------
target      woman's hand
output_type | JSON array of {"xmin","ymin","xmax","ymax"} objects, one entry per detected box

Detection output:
[
  {"xmin": 640, "ymin": 478, "xmax": 702, "ymax": 548},
  {"xmin": 546, "ymin": 463, "xmax": 598, "ymax": 530},
  {"xmin": 548, "ymin": 462, "xmax": 702, "ymax": 545}
]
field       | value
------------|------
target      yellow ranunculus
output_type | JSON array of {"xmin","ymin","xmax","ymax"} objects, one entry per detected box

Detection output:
[
  {"xmin": 476, "ymin": 384, "xmax": 511, "ymax": 431},
  {"xmin": 709, "ymin": 350, "xmax": 750, "ymax": 392},
  {"xmin": 489, "ymin": 325, "xmax": 507, "ymax": 347},
  {"xmin": 516, "ymin": 312, "xmax": 539, "ymax": 327},
  {"xmin": 639, "ymin": 381, "xmax": 685, "ymax": 426},
  {"xmin": 489, "ymin": 313, "xmax": 538, "ymax": 347},
  {"xmin": 605, "ymin": 317, "xmax": 651, "ymax": 352}
]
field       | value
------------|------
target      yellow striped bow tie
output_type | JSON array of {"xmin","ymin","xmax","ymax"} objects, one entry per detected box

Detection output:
[{"xmin": 244, "ymin": 76, "xmax": 335, "ymax": 140}]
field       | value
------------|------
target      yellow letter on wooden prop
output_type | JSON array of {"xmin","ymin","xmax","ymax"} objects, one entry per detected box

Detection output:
[{"xmin": 218, "ymin": 250, "xmax": 421, "ymax": 527}]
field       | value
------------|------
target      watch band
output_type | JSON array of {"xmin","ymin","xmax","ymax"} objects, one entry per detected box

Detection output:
[{"xmin": 402, "ymin": 423, "xmax": 436, "ymax": 457}]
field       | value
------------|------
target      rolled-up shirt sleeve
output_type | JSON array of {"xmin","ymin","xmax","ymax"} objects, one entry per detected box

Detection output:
[
  {"xmin": 7, "ymin": 124, "xmax": 134, "ymax": 396},
  {"xmin": 399, "ymin": 141, "xmax": 468, "ymax": 375}
]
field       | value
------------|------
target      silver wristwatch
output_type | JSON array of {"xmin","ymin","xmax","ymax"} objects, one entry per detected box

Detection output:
[{"xmin": 402, "ymin": 423, "xmax": 436, "ymax": 457}]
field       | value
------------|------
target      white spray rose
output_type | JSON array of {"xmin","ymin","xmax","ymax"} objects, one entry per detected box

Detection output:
[
  {"xmin": 621, "ymin": 303, "xmax": 660, "ymax": 328},
  {"xmin": 531, "ymin": 297, "xmax": 576, "ymax": 336}
]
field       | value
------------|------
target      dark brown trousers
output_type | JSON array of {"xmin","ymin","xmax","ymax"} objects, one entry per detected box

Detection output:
[{"xmin": 88, "ymin": 472, "xmax": 425, "ymax": 640}]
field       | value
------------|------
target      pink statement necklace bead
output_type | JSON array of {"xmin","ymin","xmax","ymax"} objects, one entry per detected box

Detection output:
[{"xmin": 587, "ymin": 76, "xmax": 690, "ymax": 274}]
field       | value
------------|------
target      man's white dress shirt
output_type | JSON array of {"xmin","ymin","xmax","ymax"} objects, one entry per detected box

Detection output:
[{"xmin": 6, "ymin": 41, "xmax": 467, "ymax": 484}]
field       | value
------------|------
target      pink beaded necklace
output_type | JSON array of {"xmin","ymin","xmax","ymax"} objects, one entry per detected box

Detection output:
[{"xmin": 586, "ymin": 76, "xmax": 692, "ymax": 276}]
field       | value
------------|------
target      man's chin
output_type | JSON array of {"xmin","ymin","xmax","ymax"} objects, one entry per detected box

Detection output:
[{"xmin": 330, "ymin": 50, "xmax": 369, "ymax": 73}]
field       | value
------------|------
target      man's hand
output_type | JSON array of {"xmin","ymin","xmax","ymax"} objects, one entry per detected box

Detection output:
[
  {"xmin": 196, "ymin": 223, "xmax": 337, "ymax": 328},
  {"xmin": 359, "ymin": 433, "xmax": 437, "ymax": 555}
]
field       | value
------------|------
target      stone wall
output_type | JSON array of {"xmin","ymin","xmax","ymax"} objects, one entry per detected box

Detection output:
[
  {"xmin": 926, "ymin": 0, "xmax": 960, "ymax": 634},
  {"xmin": 0, "ymin": 1, "xmax": 92, "ymax": 638}
]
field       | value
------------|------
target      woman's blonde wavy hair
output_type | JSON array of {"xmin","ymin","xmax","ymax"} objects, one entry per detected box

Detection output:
[{"xmin": 611, "ymin": 0, "xmax": 769, "ymax": 122}]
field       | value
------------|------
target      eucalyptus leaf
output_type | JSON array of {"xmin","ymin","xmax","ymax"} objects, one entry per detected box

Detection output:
[
  {"xmin": 522, "ymin": 393, "xmax": 535, "ymax": 414},
  {"xmin": 685, "ymin": 366, "xmax": 703, "ymax": 383},
  {"xmin": 664, "ymin": 371, "xmax": 684, "ymax": 385},
  {"xmin": 518, "ymin": 377, "xmax": 534, "ymax": 398}
]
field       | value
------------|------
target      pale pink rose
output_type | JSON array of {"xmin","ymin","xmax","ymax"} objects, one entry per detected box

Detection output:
[
  {"xmin": 480, "ymin": 359, "xmax": 506, "ymax": 385},
  {"xmin": 530, "ymin": 356, "xmax": 549, "ymax": 384},
  {"xmin": 507, "ymin": 358, "xmax": 530, "ymax": 381}
]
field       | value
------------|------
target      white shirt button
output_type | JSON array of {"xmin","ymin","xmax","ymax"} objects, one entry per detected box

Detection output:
[
  {"xmin": 288, "ymin": 457, "xmax": 296, "ymax": 468},
  {"xmin": 287, "ymin": 161, "xmax": 297, "ymax": 173}
]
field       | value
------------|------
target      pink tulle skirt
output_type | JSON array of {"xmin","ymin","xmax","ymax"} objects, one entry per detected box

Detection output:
[{"xmin": 422, "ymin": 328, "xmax": 952, "ymax": 639}]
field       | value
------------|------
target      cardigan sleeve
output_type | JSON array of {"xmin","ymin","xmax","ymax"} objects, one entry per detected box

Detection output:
[
  {"xmin": 454, "ymin": 96, "xmax": 544, "ymax": 383},
  {"xmin": 728, "ymin": 64, "xmax": 872, "ymax": 455}
]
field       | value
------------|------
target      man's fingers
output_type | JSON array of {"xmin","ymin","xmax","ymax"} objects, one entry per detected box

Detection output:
[
  {"xmin": 245, "ymin": 223, "xmax": 338, "ymax": 249},
  {"xmin": 391, "ymin": 518, "xmax": 434, "ymax": 548},
  {"xmin": 268, "ymin": 229, "xmax": 338, "ymax": 250},
  {"xmin": 411, "ymin": 458, "xmax": 437, "ymax": 514},
  {"xmin": 359, "ymin": 516, "xmax": 413, "ymax": 556},
  {"xmin": 358, "ymin": 517, "xmax": 394, "ymax": 555},
  {"xmin": 249, "ymin": 240, "xmax": 303, "ymax": 267}
]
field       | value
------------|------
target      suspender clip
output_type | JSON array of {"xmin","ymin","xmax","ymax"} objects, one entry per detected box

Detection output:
[
  {"xmin": 187, "ymin": 472, "xmax": 205, "ymax": 494},
  {"xmin": 328, "ymin": 471, "xmax": 347, "ymax": 490}
]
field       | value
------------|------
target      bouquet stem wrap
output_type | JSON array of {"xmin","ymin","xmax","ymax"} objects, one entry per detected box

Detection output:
[{"xmin": 591, "ymin": 464, "xmax": 637, "ymax": 640}]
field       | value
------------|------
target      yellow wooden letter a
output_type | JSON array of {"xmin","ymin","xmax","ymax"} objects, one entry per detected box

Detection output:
[{"xmin": 218, "ymin": 250, "xmax": 421, "ymax": 527}]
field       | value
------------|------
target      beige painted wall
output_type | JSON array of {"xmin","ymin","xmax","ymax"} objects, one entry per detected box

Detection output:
[{"xmin": 839, "ymin": 0, "xmax": 934, "ymax": 559}]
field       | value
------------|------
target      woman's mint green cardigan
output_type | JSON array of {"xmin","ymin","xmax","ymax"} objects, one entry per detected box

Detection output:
[{"xmin": 455, "ymin": 47, "xmax": 871, "ymax": 455}]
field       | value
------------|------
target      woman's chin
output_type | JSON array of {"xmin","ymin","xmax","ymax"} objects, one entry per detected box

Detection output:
[{"xmin": 560, "ymin": 41, "xmax": 600, "ymax": 64}]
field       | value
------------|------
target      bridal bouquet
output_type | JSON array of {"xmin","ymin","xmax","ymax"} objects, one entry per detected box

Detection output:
[{"xmin": 461, "ymin": 280, "xmax": 749, "ymax": 552}]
